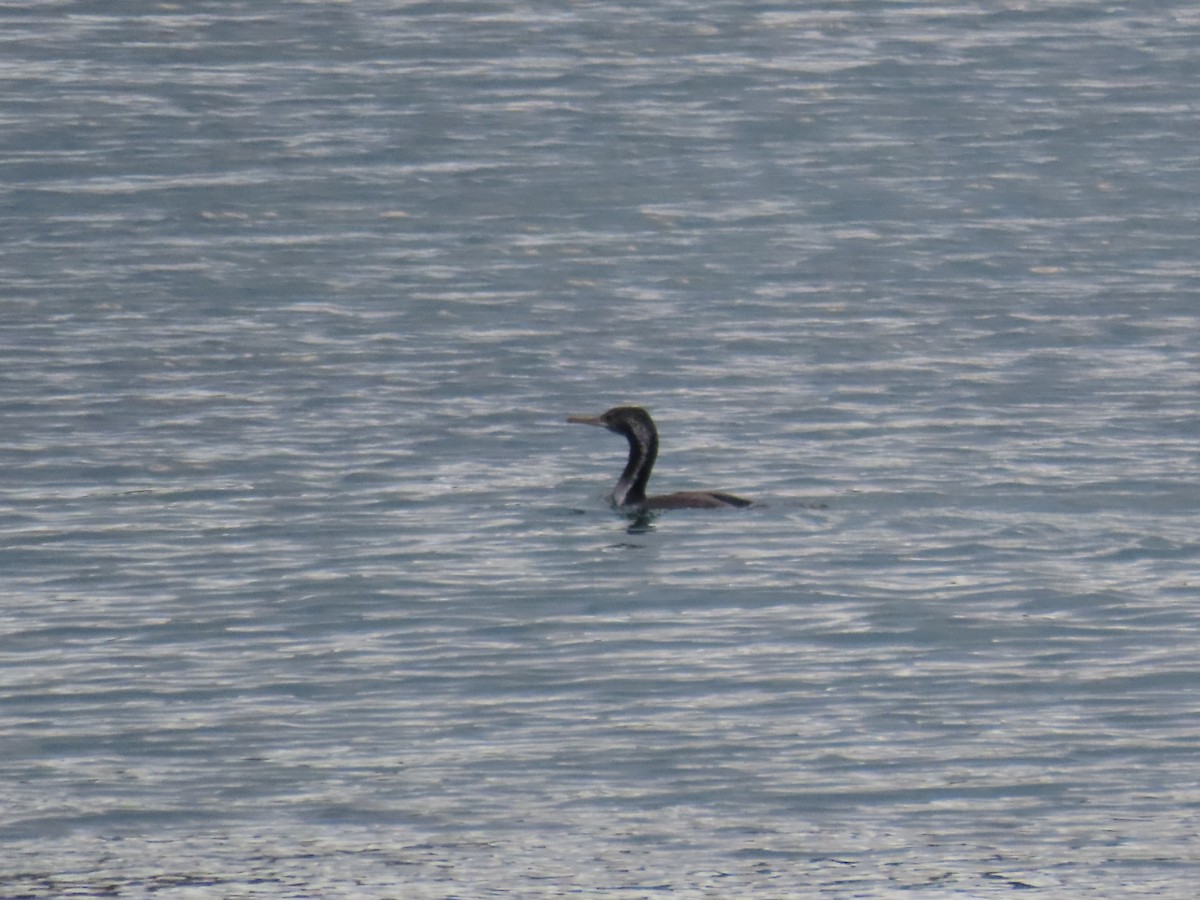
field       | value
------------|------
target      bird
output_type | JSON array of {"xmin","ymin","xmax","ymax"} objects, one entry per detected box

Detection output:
[{"xmin": 567, "ymin": 406, "xmax": 752, "ymax": 511}]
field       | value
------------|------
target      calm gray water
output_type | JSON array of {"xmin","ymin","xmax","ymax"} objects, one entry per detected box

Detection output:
[{"xmin": 2, "ymin": 1, "xmax": 1198, "ymax": 896}]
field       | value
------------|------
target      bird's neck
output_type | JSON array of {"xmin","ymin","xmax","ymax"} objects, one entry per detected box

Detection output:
[{"xmin": 612, "ymin": 428, "xmax": 658, "ymax": 507}]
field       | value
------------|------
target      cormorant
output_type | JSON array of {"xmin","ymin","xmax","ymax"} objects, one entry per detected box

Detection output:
[{"xmin": 567, "ymin": 406, "xmax": 752, "ymax": 511}]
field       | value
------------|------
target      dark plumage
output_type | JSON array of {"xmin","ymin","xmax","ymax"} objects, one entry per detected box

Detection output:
[{"xmin": 567, "ymin": 406, "xmax": 752, "ymax": 511}]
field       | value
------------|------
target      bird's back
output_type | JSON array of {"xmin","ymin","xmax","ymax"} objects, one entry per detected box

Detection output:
[{"xmin": 644, "ymin": 490, "xmax": 752, "ymax": 510}]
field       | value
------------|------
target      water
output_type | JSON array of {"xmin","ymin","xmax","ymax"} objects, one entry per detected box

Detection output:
[{"xmin": 2, "ymin": 1, "xmax": 1199, "ymax": 896}]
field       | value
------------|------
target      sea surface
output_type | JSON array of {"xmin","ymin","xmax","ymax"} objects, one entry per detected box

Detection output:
[{"xmin": 2, "ymin": 1, "xmax": 1199, "ymax": 896}]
